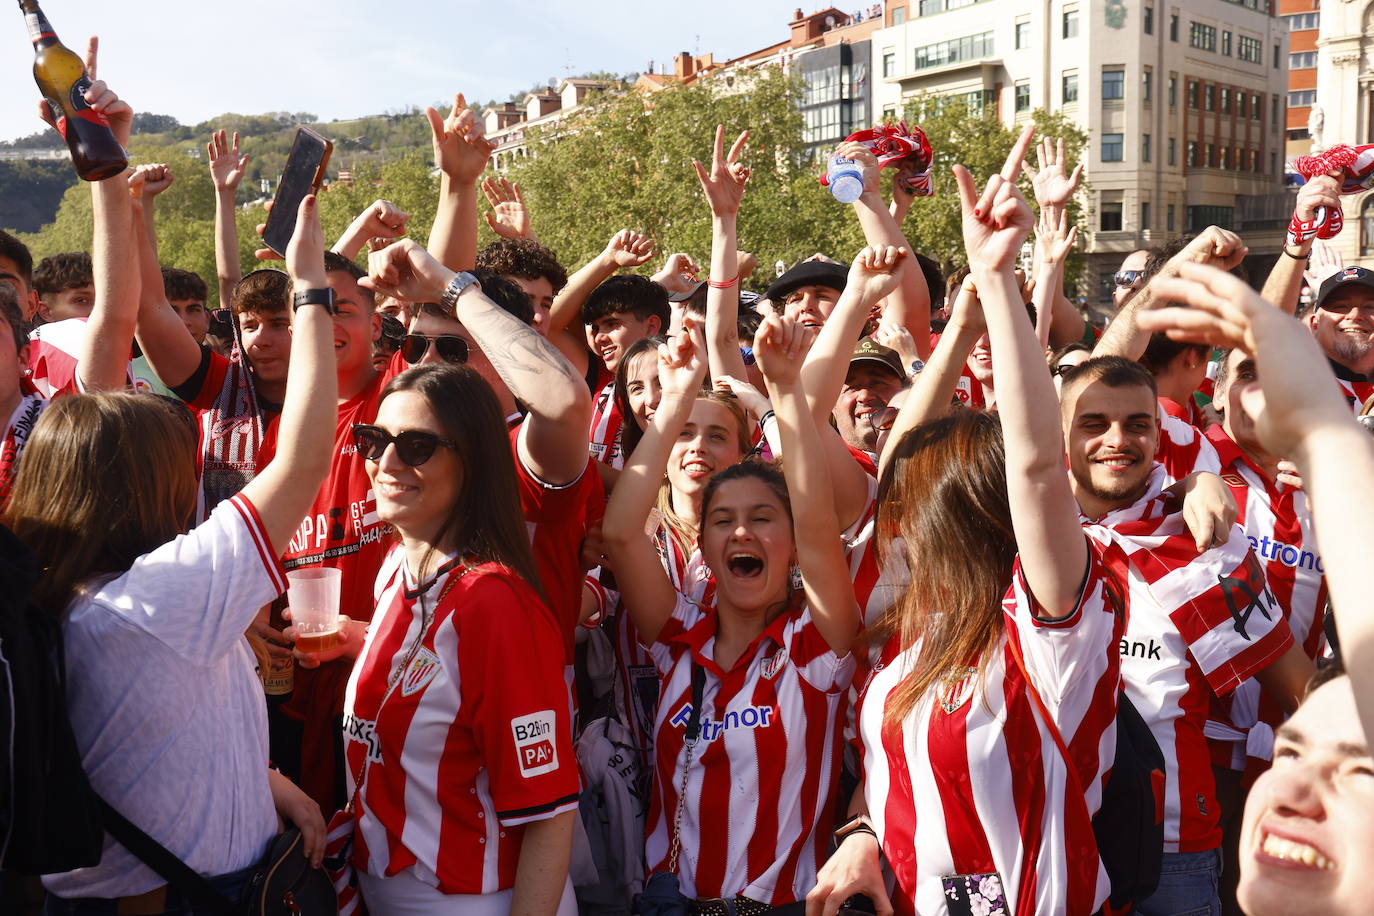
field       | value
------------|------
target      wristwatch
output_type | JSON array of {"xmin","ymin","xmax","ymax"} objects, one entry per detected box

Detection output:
[
  {"xmin": 440, "ymin": 271, "xmax": 481, "ymax": 314},
  {"xmin": 833, "ymin": 813, "xmax": 879, "ymax": 850},
  {"xmin": 292, "ymin": 287, "xmax": 336, "ymax": 314}
]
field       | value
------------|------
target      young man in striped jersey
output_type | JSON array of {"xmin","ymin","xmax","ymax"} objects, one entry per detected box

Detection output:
[{"xmin": 1061, "ymin": 356, "xmax": 1315, "ymax": 916}]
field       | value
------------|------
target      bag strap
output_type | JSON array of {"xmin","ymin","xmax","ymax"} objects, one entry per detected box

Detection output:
[
  {"xmin": 97, "ymin": 797, "xmax": 236, "ymax": 915},
  {"xmin": 666, "ymin": 659, "xmax": 707, "ymax": 875}
]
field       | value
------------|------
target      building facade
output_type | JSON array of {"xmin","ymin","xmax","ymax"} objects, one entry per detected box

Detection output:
[
  {"xmin": 870, "ymin": 0, "xmax": 1291, "ymax": 307},
  {"xmin": 1312, "ymin": 0, "xmax": 1374, "ymax": 267}
]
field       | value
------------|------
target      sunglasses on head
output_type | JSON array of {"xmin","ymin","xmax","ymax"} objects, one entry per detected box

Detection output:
[
  {"xmin": 1113, "ymin": 270, "xmax": 1145, "ymax": 289},
  {"xmin": 351, "ymin": 424, "xmax": 457, "ymax": 466},
  {"xmin": 402, "ymin": 333, "xmax": 469, "ymax": 365}
]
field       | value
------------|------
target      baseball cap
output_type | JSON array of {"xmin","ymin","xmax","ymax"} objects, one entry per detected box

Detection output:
[
  {"xmin": 850, "ymin": 337, "xmax": 904, "ymax": 379},
  {"xmin": 668, "ymin": 280, "xmax": 705, "ymax": 303},
  {"xmin": 1316, "ymin": 266, "xmax": 1374, "ymax": 310},
  {"xmin": 763, "ymin": 260, "xmax": 848, "ymax": 303}
]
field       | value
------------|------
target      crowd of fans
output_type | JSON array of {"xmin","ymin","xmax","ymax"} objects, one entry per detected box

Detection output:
[{"xmin": 3, "ymin": 39, "xmax": 1374, "ymax": 916}]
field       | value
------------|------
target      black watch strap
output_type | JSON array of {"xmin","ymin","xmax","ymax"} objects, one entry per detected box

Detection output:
[{"xmin": 292, "ymin": 287, "xmax": 336, "ymax": 313}]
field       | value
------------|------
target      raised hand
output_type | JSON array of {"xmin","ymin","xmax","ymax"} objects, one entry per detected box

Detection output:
[
  {"xmin": 481, "ymin": 176, "xmax": 532, "ymax": 238},
  {"xmin": 40, "ymin": 36, "xmax": 133, "ymax": 148},
  {"xmin": 692, "ymin": 125, "xmax": 750, "ymax": 217},
  {"xmin": 360, "ymin": 238, "xmax": 456, "ymax": 304},
  {"xmin": 874, "ymin": 320, "xmax": 919, "ymax": 371},
  {"xmin": 1036, "ymin": 206, "xmax": 1078, "ymax": 265},
  {"xmin": 1295, "ymin": 170, "xmax": 1341, "ymax": 225},
  {"xmin": 952, "ymin": 125, "xmax": 1037, "ymax": 273},
  {"xmin": 657, "ymin": 316, "xmax": 708, "ymax": 399},
  {"xmin": 603, "ymin": 229, "xmax": 656, "ymax": 268},
  {"xmin": 753, "ymin": 312, "xmax": 812, "ymax": 388},
  {"xmin": 1024, "ymin": 136, "xmax": 1083, "ymax": 209},
  {"xmin": 1176, "ymin": 225, "xmax": 1248, "ymax": 272},
  {"xmin": 352, "ymin": 199, "xmax": 410, "ymax": 243},
  {"xmin": 835, "ymin": 140, "xmax": 881, "ymax": 195},
  {"xmin": 846, "ymin": 244, "xmax": 908, "ymax": 307},
  {"xmin": 139, "ymin": 162, "xmax": 173, "ymax": 198},
  {"xmin": 1306, "ymin": 237, "xmax": 1345, "ymax": 289},
  {"xmin": 714, "ymin": 374, "xmax": 771, "ymax": 420},
  {"xmin": 284, "ymin": 194, "xmax": 327, "ymax": 288},
  {"xmin": 651, "ymin": 252, "xmax": 700, "ymax": 294},
  {"xmin": 207, "ymin": 129, "xmax": 249, "ymax": 192},
  {"xmin": 426, "ymin": 92, "xmax": 493, "ymax": 184}
]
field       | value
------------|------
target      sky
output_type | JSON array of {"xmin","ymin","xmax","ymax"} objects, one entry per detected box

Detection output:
[{"xmin": 3, "ymin": 0, "xmax": 819, "ymax": 143}]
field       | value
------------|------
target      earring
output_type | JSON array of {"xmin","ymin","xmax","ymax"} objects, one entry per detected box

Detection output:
[{"xmin": 790, "ymin": 564, "xmax": 803, "ymax": 591}]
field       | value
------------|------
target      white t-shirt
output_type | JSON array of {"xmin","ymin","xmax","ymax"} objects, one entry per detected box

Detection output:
[{"xmin": 43, "ymin": 494, "xmax": 289, "ymax": 899}]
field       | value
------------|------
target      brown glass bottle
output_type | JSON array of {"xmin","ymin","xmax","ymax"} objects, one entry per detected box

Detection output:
[{"xmin": 19, "ymin": 0, "xmax": 127, "ymax": 180}]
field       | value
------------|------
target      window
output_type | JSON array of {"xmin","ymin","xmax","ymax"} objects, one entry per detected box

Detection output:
[
  {"xmin": 1102, "ymin": 133, "xmax": 1124, "ymax": 162},
  {"xmin": 1143, "ymin": 68, "xmax": 1153, "ymax": 102},
  {"xmin": 1222, "ymin": 31, "xmax": 1232, "ymax": 56},
  {"xmin": 882, "ymin": 52, "xmax": 895, "ymax": 77},
  {"xmin": 882, "ymin": 106, "xmax": 896, "ymax": 121},
  {"xmin": 1101, "ymin": 201, "xmax": 1124, "ymax": 231},
  {"xmin": 1190, "ymin": 22, "xmax": 1217, "ymax": 51},
  {"xmin": 1289, "ymin": 89, "xmax": 1317, "ymax": 108},
  {"xmin": 1270, "ymin": 151, "xmax": 1277, "ymax": 174},
  {"xmin": 1063, "ymin": 71, "xmax": 1079, "ymax": 104},
  {"xmin": 1170, "ymin": 13, "xmax": 1178, "ymax": 41},
  {"xmin": 803, "ymin": 66, "xmax": 842, "ymax": 105},
  {"xmin": 1143, "ymin": 133, "xmax": 1152, "ymax": 162},
  {"xmin": 1283, "ymin": 12, "xmax": 1319, "ymax": 31},
  {"xmin": 1219, "ymin": 146, "xmax": 1229, "ymax": 169},
  {"xmin": 1144, "ymin": 4, "xmax": 1154, "ymax": 34},
  {"xmin": 1274, "ymin": 44, "xmax": 1281, "ymax": 68},
  {"xmin": 1238, "ymin": 35, "xmax": 1262, "ymax": 63},
  {"xmin": 1015, "ymin": 20, "xmax": 1030, "ymax": 49},
  {"xmin": 1102, "ymin": 69, "xmax": 1125, "ymax": 100},
  {"xmin": 1252, "ymin": 93, "xmax": 1262, "ymax": 119},
  {"xmin": 913, "ymin": 31, "xmax": 995, "ymax": 69},
  {"xmin": 1238, "ymin": 92, "xmax": 1248, "ymax": 117},
  {"xmin": 1168, "ymin": 75, "xmax": 1177, "ymax": 106},
  {"xmin": 1290, "ymin": 52, "xmax": 1316, "ymax": 69},
  {"xmin": 893, "ymin": 6, "xmax": 907, "ymax": 23},
  {"xmin": 1187, "ymin": 140, "xmax": 1198, "ymax": 166},
  {"xmin": 1015, "ymin": 81, "xmax": 1030, "ymax": 112},
  {"xmin": 1063, "ymin": 9, "xmax": 1079, "ymax": 38},
  {"xmin": 1187, "ymin": 80, "xmax": 1199, "ymax": 108},
  {"xmin": 1206, "ymin": 143, "xmax": 1216, "ymax": 167},
  {"xmin": 1168, "ymin": 137, "xmax": 1176, "ymax": 165},
  {"xmin": 1167, "ymin": 203, "xmax": 1176, "ymax": 231},
  {"xmin": 1205, "ymin": 84, "xmax": 1215, "ymax": 111},
  {"xmin": 1186, "ymin": 205, "xmax": 1234, "ymax": 232},
  {"xmin": 1272, "ymin": 95, "xmax": 1280, "ymax": 122},
  {"xmin": 1141, "ymin": 201, "xmax": 1151, "ymax": 231},
  {"xmin": 1221, "ymin": 87, "xmax": 1231, "ymax": 113}
]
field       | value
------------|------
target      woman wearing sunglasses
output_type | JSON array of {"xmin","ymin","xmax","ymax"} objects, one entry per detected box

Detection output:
[{"xmin": 341, "ymin": 363, "xmax": 579, "ymax": 916}]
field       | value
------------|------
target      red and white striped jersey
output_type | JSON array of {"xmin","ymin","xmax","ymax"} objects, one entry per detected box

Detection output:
[
  {"xmin": 857, "ymin": 548, "xmax": 1122, "ymax": 916},
  {"xmin": 645, "ymin": 595, "xmax": 856, "ymax": 904},
  {"xmin": 1155, "ymin": 409, "xmax": 1221, "ymax": 484},
  {"xmin": 1328, "ymin": 357, "xmax": 1374, "ymax": 414},
  {"xmin": 1203, "ymin": 426, "xmax": 1326, "ymax": 771},
  {"xmin": 344, "ymin": 551, "xmax": 579, "ymax": 896},
  {"xmin": 0, "ymin": 393, "xmax": 46, "ymax": 506},
  {"xmin": 588, "ymin": 379, "xmax": 624, "ymax": 469},
  {"xmin": 1084, "ymin": 465, "xmax": 1294, "ymax": 852}
]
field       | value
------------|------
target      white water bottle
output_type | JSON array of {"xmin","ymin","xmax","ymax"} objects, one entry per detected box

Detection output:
[{"xmin": 827, "ymin": 155, "xmax": 864, "ymax": 203}]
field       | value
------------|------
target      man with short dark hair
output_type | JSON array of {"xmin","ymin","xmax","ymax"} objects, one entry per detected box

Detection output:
[
  {"xmin": 160, "ymin": 266, "xmax": 210, "ymax": 343},
  {"xmin": 836, "ymin": 337, "xmax": 907, "ymax": 457},
  {"xmin": 0, "ymin": 229, "xmax": 39, "ymax": 321},
  {"xmin": 0, "ymin": 283, "xmax": 43, "ymax": 505},
  {"xmin": 580, "ymin": 274, "xmax": 670, "ymax": 467},
  {"xmin": 1061, "ymin": 356, "xmax": 1313, "ymax": 916},
  {"xmin": 32, "ymin": 251, "xmax": 94, "ymax": 323},
  {"xmin": 475, "ymin": 237, "xmax": 568, "ymax": 334},
  {"xmin": 1303, "ymin": 266, "xmax": 1374, "ymax": 411}
]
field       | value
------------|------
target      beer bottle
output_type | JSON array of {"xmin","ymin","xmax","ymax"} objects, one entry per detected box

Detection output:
[
  {"xmin": 19, "ymin": 0, "xmax": 127, "ymax": 180},
  {"xmin": 262, "ymin": 596, "xmax": 295, "ymax": 698}
]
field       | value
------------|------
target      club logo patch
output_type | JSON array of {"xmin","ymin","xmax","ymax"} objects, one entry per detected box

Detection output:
[
  {"xmin": 512, "ymin": 709, "xmax": 559, "ymax": 777},
  {"xmin": 761, "ymin": 648, "xmax": 788, "ymax": 680},
  {"xmin": 401, "ymin": 647, "xmax": 442, "ymax": 696},
  {"xmin": 936, "ymin": 666, "xmax": 979, "ymax": 715}
]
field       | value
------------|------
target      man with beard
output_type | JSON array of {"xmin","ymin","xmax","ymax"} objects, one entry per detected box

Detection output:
[
  {"xmin": 1303, "ymin": 267, "xmax": 1374, "ymax": 411},
  {"xmin": 1060, "ymin": 356, "xmax": 1313, "ymax": 916}
]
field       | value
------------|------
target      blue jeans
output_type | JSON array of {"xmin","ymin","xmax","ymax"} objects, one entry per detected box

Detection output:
[
  {"xmin": 1134, "ymin": 848, "xmax": 1222, "ymax": 916},
  {"xmin": 43, "ymin": 864, "xmax": 255, "ymax": 916}
]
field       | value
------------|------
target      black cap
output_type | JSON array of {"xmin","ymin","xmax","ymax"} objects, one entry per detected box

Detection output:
[
  {"xmin": 763, "ymin": 260, "xmax": 848, "ymax": 303},
  {"xmin": 1316, "ymin": 266, "xmax": 1374, "ymax": 310},
  {"xmin": 668, "ymin": 280, "xmax": 706, "ymax": 303},
  {"xmin": 849, "ymin": 337, "xmax": 904, "ymax": 379}
]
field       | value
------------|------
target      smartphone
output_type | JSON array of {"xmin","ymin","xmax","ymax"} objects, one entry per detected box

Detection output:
[{"xmin": 261, "ymin": 127, "xmax": 333, "ymax": 257}]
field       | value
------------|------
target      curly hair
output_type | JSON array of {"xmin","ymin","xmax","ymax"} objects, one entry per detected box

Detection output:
[
  {"xmin": 476, "ymin": 238, "xmax": 568, "ymax": 294},
  {"xmin": 161, "ymin": 267, "xmax": 208, "ymax": 303},
  {"xmin": 32, "ymin": 252, "xmax": 92, "ymax": 295}
]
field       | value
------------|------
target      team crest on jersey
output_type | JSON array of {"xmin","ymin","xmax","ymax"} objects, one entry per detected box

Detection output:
[
  {"xmin": 512, "ymin": 709, "xmax": 559, "ymax": 777},
  {"xmin": 761, "ymin": 648, "xmax": 788, "ymax": 679},
  {"xmin": 935, "ymin": 666, "xmax": 979, "ymax": 714},
  {"xmin": 400, "ymin": 648, "xmax": 442, "ymax": 696}
]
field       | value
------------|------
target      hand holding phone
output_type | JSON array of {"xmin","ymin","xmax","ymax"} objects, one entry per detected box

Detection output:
[{"xmin": 260, "ymin": 127, "xmax": 333, "ymax": 258}]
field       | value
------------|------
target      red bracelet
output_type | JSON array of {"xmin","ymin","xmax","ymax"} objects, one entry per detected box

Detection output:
[{"xmin": 708, "ymin": 275, "xmax": 739, "ymax": 289}]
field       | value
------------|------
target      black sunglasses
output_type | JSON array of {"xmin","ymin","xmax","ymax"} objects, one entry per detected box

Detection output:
[
  {"xmin": 1113, "ymin": 270, "xmax": 1145, "ymax": 289},
  {"xmin": 402, "ymin": 333, "xmax": 469, "ymax": 365},
  {"xmin": 351, "ymin": 424, "xmax": 457, "ymax": 466}
]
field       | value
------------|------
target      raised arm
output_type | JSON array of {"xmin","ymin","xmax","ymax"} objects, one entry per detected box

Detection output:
[
  {"xmin": 841, "ymin": 141, "xmax": 932, "ymax": 356},
  {"xmin": 954, "ymin": 128, "xmax": 1087, "ymax": 618},
  {"xmin": 693, "ymin": 125, "xmax": 751, "ymax": 382},
  {"xmin": 1031, "ymin": 207, "xmax": 1078, "ymax": 350},
  {"xmin": 545, "ymin": 229, "xmax": 655, "ymax": 369},
  {"xmin": 207, "ymin": 129, "xmax": 249, "ymax": 307},
  {"xmin": 426, "ymin": 92, "xmax": 492, "ymax": 273},
  {"xmin": 332, "ymin": 199, "xmax": 409, "ymax": 260},
  {"xmin": 136, "ymin": 162, "xmax": 173, "ymax": 262},
  {"xmin": 1139, "ymin": 262, "xmax": 1374, "ymax": 739},
  {"xmin": 756, "ymin": 313, "xmax": 861, "ymax": 653},
  {"xmin": 361, "ymin": 239, "xmax": 593, "ymax": 486},
  {"xmin": 128, "ymin": 168, "xmax": 204, "ymax": 389},
  {"xmin": 1260, "ymin": 171, "xmax": 1340, "ymax": 315},
  {"xmin": 482, "ymin": 176, "xmax": 536, "ymax": 241},
  {"xmin": 239, "ymin": 194, "xmax": 337, "ymax": 551},
  {"xmin": 600, "ymin": 323, "xmax": 709, "ymax": 644},
  {"xmin": 1094, "ymin": 226, "xmax": 1248, "ymax": 360}
]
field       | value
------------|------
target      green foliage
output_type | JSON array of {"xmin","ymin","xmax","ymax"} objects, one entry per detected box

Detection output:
[{"xmin": 0, "ymin": 159, "xmax": 77, "ymax": 232}]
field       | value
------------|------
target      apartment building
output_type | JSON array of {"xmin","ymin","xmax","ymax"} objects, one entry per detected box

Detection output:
[
  {"xmin": 1311, "ymin": 0, "xmax": 1374, "ymax": 267},
  {"xmin": 483, "ymin": 78, "xmax": 620, "ymax": 170},
  {"xmin": 870, "ymin": 0, "xmax": 1290, "ymax": 306},
  {"xmin": 1280, "ymin": 0, "xmax": 1319, "ymax": 157}
]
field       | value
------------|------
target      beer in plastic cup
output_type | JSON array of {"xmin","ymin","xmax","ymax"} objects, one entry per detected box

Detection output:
[{"xmin": 287, "ymin": 567, "xmax": 342, "ymax": 654}]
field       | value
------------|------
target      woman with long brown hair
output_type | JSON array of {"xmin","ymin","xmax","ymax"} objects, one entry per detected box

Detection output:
[
  {"xmin": 340, "ymin": 363, "xmax": 579, "ymax": 915},
  {"xmin": 809, "ymin": 133, "xmax": 1124, "ymax": 916}
]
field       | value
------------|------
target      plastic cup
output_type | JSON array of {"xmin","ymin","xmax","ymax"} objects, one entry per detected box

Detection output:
[{"xmin": 287, "ymin": 567, "xmax": 342, "ymax": 654}]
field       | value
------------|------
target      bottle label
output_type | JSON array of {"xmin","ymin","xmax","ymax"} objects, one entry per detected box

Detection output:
[
  {"xmin": 24, "ymin": 9, "xmax": 56, "ymax": 44},
  {"xmin": 69, "ymin": 75, "xmax": 93, "ymax": 112}
]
